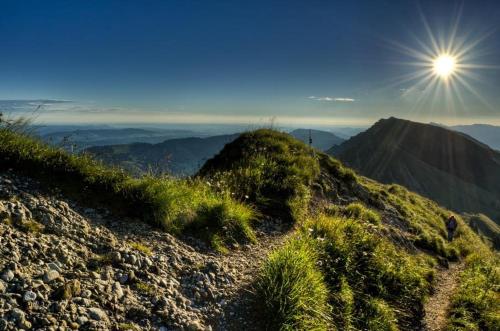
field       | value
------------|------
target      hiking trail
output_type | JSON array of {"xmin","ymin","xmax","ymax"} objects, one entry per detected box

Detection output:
[{"xmin": 423, "ymin": 262, "xmax": 464, "ymax": 331}]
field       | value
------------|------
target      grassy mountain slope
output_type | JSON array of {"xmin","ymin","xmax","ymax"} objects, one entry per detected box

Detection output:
[
  {"xmin": 329, "ymin": 117, "xmax": 500, "ymax": 224},
  {"xmin": 199, "ymin": 129, "xmax": 498, "ymax": 331},
  {"xmin": 1, "ymin": 125, "xmax": 497, "ymax": 330},
  {"xmin": 462, "ymin": 213, "xmax": 500, "ymax": 250},
  {"xmin": 290, "ymin": 128, "xmax": 345, "ymax": 151},
  {"xmin": 87, "ymin": 133, "xmax": 239, "ymax": 176},
  {"xmin": 0, "ymin": 127, "xmax": 255, "ymax": 252}
]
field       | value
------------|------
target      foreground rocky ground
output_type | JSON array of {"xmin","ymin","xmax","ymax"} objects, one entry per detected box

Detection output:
[{"xmin": 0, "ymin": 170, "xmax": 285, "ymax": 330}]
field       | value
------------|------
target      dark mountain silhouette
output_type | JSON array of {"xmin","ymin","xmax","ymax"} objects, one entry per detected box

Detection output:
[
  {"xmin": 329, "ymin": 117, "xmax": 500, "ymax": 224},
  {"xmin": 86, "ymin": 133, "xmax": 239, "ymax": 176},
  {"xmin": 290, "ymin": 129, "xmax": 344, "ymax": 151}
]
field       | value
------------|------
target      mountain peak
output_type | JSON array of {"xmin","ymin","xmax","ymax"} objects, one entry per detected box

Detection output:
[{"xmin": 330, "ymin": 118, "xmax": 500, "ymax": 223}]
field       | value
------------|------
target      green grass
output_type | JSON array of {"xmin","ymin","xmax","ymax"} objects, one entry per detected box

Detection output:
[
  {"xmin": 0, "ymin": 127, "xmax": 255, "ymax": 251},
  {"xmin": 135, "ymin": 281, "xmax": 156, "ymax": 296},
  {"xmin": 117, "ymin": 323, "xmax": 139, "ymax": 331},
  {"xmin": 327, "ymin": 201, "xmax": 381, "ymax": 225},
  {"xmin": 360, "ymin": 179, "xmax": 474, "ymax": 260},
  {"xmin": 447, "ymin": 252, "xmax": 500, "ymax": 331},
  {"xmin": 309, "ymin": 215, "xmax": 433, "ymax": 330},
  {"xmin": 129, "ymin": 241, "xmax": 153, "ymax": 256},
  {"xmin": 257, "ymin": 237, "xmax": 331, "ymax": 330},
  {"xmin": 258, "ymin": 215, "xmax": 435, "ymax": 330},
  {"xmin": 18, "ymin": 219, "xmax": 44, "ymax": 233},
  {"xmin": 198, "ymin": 129, "xmax": 355, "ymax": 223},
  {"xmin": 199, "ymin": 129, "xmax": 320, "ymax": 222},
  {"xmin": 462, "ymin": 213, "xmax": 500, "ymax": 250}
]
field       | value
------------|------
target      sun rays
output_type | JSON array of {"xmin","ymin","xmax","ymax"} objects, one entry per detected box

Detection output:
[{"xmin": 387, "ymin": 4, "xmax": 499, "ymax": 116}]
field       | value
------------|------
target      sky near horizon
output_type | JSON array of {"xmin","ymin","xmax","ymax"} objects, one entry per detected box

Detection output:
[{"xmin": 1, "ymin": 0, "xmax": 500, "ymax": 126}]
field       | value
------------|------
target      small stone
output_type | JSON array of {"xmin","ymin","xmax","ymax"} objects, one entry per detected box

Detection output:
[
  {"xmin": 23, "ymin": 291, "xmax": 37, "ymax": 302},
  {"xmin": 129, "ymin": 255, "xmax": 138, "ymax": 265},
  {"xmin": 87, "ymin": 308, "xmax": 109, "ymax": 323},
  {"xmin": 18, "ymin": 319, "xmax": 31, "ymax": 329},
  {"xmin": 112, "ymin": 282, "xmax": 124, "ymax": 299},
  {"xmin": 43, "ymin": 270, "xmax": 60, "ymax": 283},
  {"xmin": 81, "ymin": 289, "xmax": 92, "ymax": 298},
  {"xmin": 47, "ymin": 262, "xmax": 62, "ymax": 273},
  {"xmin": 1, "ymin": 270, "xmax": 14, "ymax": 282},
  {"xmin": 111, "ymin": 251, "xmax": 121, "ymax": 263},
  {"xmin": 187, "ymin": 320, "xmax": 204, "ymax": 331},
  {"xmin": 53, "ymin": 279, "xmax": 81, "ymax": 300},
  {"xmin": 76, "ymin": 316, "xmax": 88, "ymax": 325},
  {"xmin": 10, "ymin": 308, "xmax": 25, "ymax": 322},
  {"xmin": 119, "ymin": 274, "xmax": 128, "ymax": 284},
  {"xmin": 0, "ymin": 280, "xmax": 6, "ymax": 293}
]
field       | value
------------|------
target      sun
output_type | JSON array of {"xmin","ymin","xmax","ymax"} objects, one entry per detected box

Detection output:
[{"xmin": 433, "ymin": 54, "xmax": 456, "ymax": 78}]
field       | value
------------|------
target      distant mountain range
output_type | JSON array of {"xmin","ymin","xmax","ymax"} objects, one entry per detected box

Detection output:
[
  {"xmin": 449, "ymin": 124, "xmax": 500, "ymax": 151},
  {"xmin": 40, "ymin": 128, "xmax": 207, "ymax": 151},
  {"xmin": 289, "ymin": 129, "xmax": 344, "ymax": 151},
  {"xmin": 329, "ymin": 117, "xmax": 500, "ymax": 224},
  {"xmin": 85, "ymin": 128, "xmax": 343, "ymax": 176},
  {"xmin": 86, "ymin": 134, "xmax": 240, "ymax": 176}
]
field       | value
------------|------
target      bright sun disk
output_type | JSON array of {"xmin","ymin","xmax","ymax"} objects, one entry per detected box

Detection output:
[{"xmin": 433, "ymin": 54, "xmax": 456, "ymax": 78}]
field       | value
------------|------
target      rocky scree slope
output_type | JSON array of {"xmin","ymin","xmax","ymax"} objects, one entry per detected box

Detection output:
[{"xmin": 0, "ymin": 171, "xmax": 283, "ymax": 331}]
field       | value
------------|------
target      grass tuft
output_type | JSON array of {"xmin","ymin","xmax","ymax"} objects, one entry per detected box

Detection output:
[
  {"xmin": 198, "ymin": 129, "xmax": 321, "ymax": 222},
  {"xmin": 129, "ymin": 241, "xmax": 153, "ymax": 256},
  {"xmin": 257, "ymin": 237, "xmax": 331, "ymax": 330},
  {"xmin": 447, "ymin": 252, "xmax": 500, "ymax": 330},
  {"xmin": 0, "ymin": 128, "xmax": 256, "ymax": 251}
]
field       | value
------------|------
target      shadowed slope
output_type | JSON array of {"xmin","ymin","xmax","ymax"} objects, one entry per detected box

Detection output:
[{"xmin": 329, "ymin": 117, "xmax": 500, "ymax": 224}]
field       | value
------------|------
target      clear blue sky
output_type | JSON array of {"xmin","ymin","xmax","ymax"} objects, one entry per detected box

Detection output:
[{"xmin": 1, "ymin": 0, "xmax": 500, "ymax": 125}]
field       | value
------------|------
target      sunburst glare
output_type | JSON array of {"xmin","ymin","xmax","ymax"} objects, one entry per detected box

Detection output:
[
  {"xmin": 433, "ymin": 55, "xmax": 456, "ymax": 78},
  {"xmin": 386, "ymin": 4, "xmax": 499, "ymax": 116}
]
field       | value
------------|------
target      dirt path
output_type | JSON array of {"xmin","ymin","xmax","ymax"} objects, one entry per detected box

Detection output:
[
  {"xmin": 214, "ymin": 221, "xmax": 292, "ymax": 330},
  {"xmin": 423, "ymin": 263, "xmax": 464, "ymax": 331}
]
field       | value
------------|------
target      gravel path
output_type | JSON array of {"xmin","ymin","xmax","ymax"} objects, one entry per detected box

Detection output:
[{"xmin": 423, "ymin": 262, "xmax": 464, "ymax": 331}]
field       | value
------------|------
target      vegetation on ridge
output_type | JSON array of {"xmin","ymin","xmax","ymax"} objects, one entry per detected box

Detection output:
[
  {"xmin": 1, "ymin": 123, "xmax": 498, "ymax": 330},
  {"xmin": 0, "ymin": 126, "xmax": 255, "ymax": 251},
  {"xmin": 198, "ymin": 129, "xmax": 355, "ymax": 223}
]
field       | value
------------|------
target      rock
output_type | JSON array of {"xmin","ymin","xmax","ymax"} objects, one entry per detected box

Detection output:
[
  {"xmin": 0, "ymin": 280, "xmax": 6, "ymax": 293},
  {"xmin": 76, "ymin": 315, "xmax": 88, "ymax": 325},
  {"xmin": 187, "ymin": 320, "xmax": 205, "ymax": 331},
  {"xmin": 81, "ymin": 289, "xmax": 92, "ymax": 298},
  {"xmin": 53, "ymin": 279, "xmax": 81, "ymax": 300},
  {"xmin": 110, "ymin": 251, "xmax": 121, "ymax": 263},
  {"xmin": 23, "ymin": 290, "xmax": 37, "ymax": 302},
  {"xmin": 112, "ymin": 282, "xmax": 124, "ymax": 299},
  {"xmin": 10, "ymin": 308, "xmax": 25, "ymax": 322},
  {"xmin": 87, "ymin": 308, "xmax": 109, "ymax": 323},
  {"xmin": 47, "ymin": 262, "xmax": 62, "ymax": 273},
  {"xmin": 43, "ymin": 270, "xmax": 60, "ymax": 283},
  {"xmin": 18, "ymin": 319, "xmax": 31, "ymax": 329},
  {"xmin": 1, "ymin": 270, "xmax": 14, "ymax": 282}
]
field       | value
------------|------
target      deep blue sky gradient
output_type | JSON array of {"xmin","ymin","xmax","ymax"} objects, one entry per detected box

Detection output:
[{"xmin": 1, "ymin": 0, "xmax": 500, "ymax": 124}]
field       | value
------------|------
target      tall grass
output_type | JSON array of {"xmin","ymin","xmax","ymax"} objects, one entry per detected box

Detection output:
[
  {"xmin": 257, "ymin": 237, "xmax": 331, "ymax": 330},
  {"xmin": 199, "ymin": 129, "xmax": 321, "ymax": 222},
  {"xmin": 0, "ymin": 128, "xmax": 255, "ymax": 251},
  {"xmin": 199, "ymin": 129, "xmax": 355, "ymax": 223},
  {"xmin": 258, "ymin": 215, "xmax": 435, "ymax": 330},
  {"xmin": 447, "ymin": 251, "xmax": 500, "ymax": 330},
  {"xmin": 309, "ymin": 215, "xmax": 433, "ymax": 329}
]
